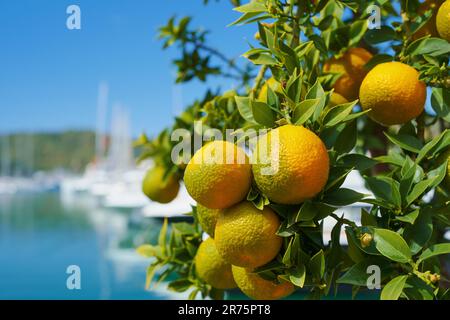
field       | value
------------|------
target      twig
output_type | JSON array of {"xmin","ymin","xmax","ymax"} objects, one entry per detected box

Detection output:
[
  {"xmin": 196, "ymin": 43, "xmax": 246, "ymax": 75},
  {"xmin": 329, "ymin": 212, "xmax": 358, "ymax": 228},
  {"xmin": 291, "ymin": 0, "xmax": 302, "ymax": 48},
  {"xmin": 252, "ymin": 65, "xmax": 268, "ymax": 93}
]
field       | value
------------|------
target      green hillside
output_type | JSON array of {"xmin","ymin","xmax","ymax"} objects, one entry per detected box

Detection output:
[{"xmin": 0, "ymin": 131, "xmax": 96, "ymax": 174}]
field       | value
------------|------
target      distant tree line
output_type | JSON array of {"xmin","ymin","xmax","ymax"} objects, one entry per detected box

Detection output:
[{"xmin": 0, "ymin": 131, "xmax": 96, "ymax": 175}]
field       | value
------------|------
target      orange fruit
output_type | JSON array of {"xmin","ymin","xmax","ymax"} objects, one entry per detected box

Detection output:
[
  {"xmin": 184, "ymin": 141, "xmax": 252, "ymax": 209},
  {"xmin": 232, "ymin": 266, "xmax": 294, "ymax": 300},
  {"xmin": 413, "ymin": 0, "xmax": 444, "ymax": 39},
  {"xmin": 323, "ymin": 47, "xmax": 373, "ymax": 101},
  {"xmin": 195, "ymin": 238, "xmax": 237, "ymax": 289},
  {"xmin": 437, "ymin": 0, "xmax": 450, "ymax": 41},
  {"xmin": 142, "ymin": 166, "xmax": 180, "ymax": 204},
  {"xmin": 359, "ymin": 62, "xmax": 426, "ymax": 126},
  {"xmin": 214, "ymin": 201, "xmax": 282, "ymax": 269},
  {"xmin": 252, "ymin": 125, "xmax": 330, "ymax": 204}
]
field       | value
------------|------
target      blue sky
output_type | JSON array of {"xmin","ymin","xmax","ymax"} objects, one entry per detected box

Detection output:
[{"xmin": 0, "ymin": 0, "xmax": 254, "ymax": 136}]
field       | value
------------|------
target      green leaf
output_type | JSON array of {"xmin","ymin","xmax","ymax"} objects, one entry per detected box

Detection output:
[
  {"xmin": 234, "ymin": 2, "xmax": 266, "ymax": 13},
  {"xmin": 323, "ymin": 101, "xmax": 358, "ymax": 128},
  {"xmin": 294, "ymin": 201, "xmax": 317, "ymax": 223},
  {"xmin": 235, "ymin": 96, "xmax": 256, "ymax": 123},
  {"xmin": 251, "ymin": 100, "xmax": 275, "ymax": 127},
  {"xmin": 282, "ymin": 238, "xmax": 294, "ymax": 266},
  {"xmin": 228, "ymin": 12, "xmax": 266, "ymax": 26},
  {"xmin": 427, "ymin": 161, "xmax": 448, "ymax": 189},
  {"xmin": 375, "ymin": 152, "xmax": 406, "ymax": 167},
  {"xmin": 395, "ymin": 209, "xmax": 419, "ymax": 224},
  {"xmin": 364, "ymin": 54, "xmax": 394, "ymax": 70},
  {"xmin": 418, "ymin": 243, "xmax": 450, "ymax": 264},
  {"xmin": 306, "ymin": 80, "xmax": 325, "ymax": 100},
  {"xmin": 244, "ymin": 50, "xmax": 278, "ymax": 65},
  {"xmin": 406, "ymin": 37, "xmax": 450, "ymax": 57},
  {"xmin": 361, "ymin": 208, "xmax": 377, "ymax": 227},
  {"xmin": 399, "ymin": 161, "xmax": 421, "ymax": 203},
  {"xmin": 309, "ymin": 250, "xmax": 325, "ymax": 278},
  {"xmin": 289, "ymin": 264, "xmax": 306, "ymax": 288},
  {"xmin": 374, "ymin": 229, "xmax": 412, "ymax": 263},
  {"xmin": 292, "ymin": 99, "xmax": 320, "ymax": 125},
  {"xmin": 405, "ymin": 179, "xmax": 434, "ymax": 206},
  {"xmin": 334, "ymin": 120, "xmax": 357, "ymax": 154},
  {"xmin": 340, "ymin": 154, "xmax": 378, "ymax": 171},
  {"xmin": 136, "ymin": 245, "xmax": 157, "ymax": 258},
  {"xmin": 349, "ymin": 20, "xmax": 368, "ymax": 47},
  {"xmin": 310, "ymin": 34, "xmax": 328, "ymax": 55},
  {"xmin": 188, "ymin": 289, "xmax": 199, "ymax": 300},
  {"xmin": 431, "ymin": 87, "xmax": 450, "ymax": 122},
  {"xmin": 380, "ymin": 275, "xmax": 409, "ymax": 300},
  {"xmin": 145, "ymin": 264, "xmax": 158, "ymax": 289},
  {"xmin": 416, "ymin": 130, "xmax": 450, "ymax": 163},
  {"xmin": 403, "ymin": 277, "xmax": 434, "ymax": 300},
  {"xmin": 403, "ymin": 210, "xmax": 433, "ymax": 255},
  {"xmin": 168, "ymin": 279, "xmax": 193, "ymax": 292},
  {"xmin": 365, "ymin": 176, "xmax": 401, "ymax": 207},
  {"xmin": 337, "ymin": 257, "xmax": 390, "ymax": 286},
  {"xmin": 384, "ymin": 132, "xmax": 423, "ymax": 153},
  {"xmin": 158, "ymin": 218, "xmax": 169, "ymax": 254},
  {"xmin": 365, "ymin": 26, "xmax": 397, "ymax": 44},
  {"xmin": 323, "ymin": 188, "xmax": 366, "ymax": 206}
]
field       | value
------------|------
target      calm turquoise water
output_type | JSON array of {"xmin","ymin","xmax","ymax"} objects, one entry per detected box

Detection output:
[{"xmin": 0, "ymin": 192, "xmax": 177, "ymax": 300}]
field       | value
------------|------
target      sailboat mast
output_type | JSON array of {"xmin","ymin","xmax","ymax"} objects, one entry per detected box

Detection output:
[{"xmin": 96, "ymin": 82, "xmax": 109, "ymax": 166}]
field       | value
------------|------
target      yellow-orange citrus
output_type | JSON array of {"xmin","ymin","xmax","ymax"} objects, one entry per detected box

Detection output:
[
  {"xmin": 195, "ymin": 238, "xmax": 237, "ymax": 289},
  {"xmin": 359, "ymin": 62, "xmax": 426, "ymax": 126},
  {"xmin": 252, "ymin": 125, "xmax": 330, "ymax": 205},
  {"xmin": 184, "ymin": 141, "xmax": 252, "ymax": 209},
  {"xmin": 413, "ymin": 0, "xmax": 444, "ymax": 39},
  {"xmin": 215, "ymin": 201, "xmax": 282, "ymax": 269},
  {"xmin": 257, "ymin": 77, "xmax": 283, "ymax": 101},
  {"xmin": 330, "ymin": 92, "xmax": 348, "ymax": 107},
  {"xmin": 142, "ymin": 166, "xmax": 180, "ymax": 204},
  {"xmin": 437, "ymin": 0, "xmax": 450, "ymax": 41},
  {"xmin": 323, "ymin": 47, "xmax": 373, "ymax": 101},
  {"xmin": 232, "ymin": 266, "xmax": 294, "ymax": 300},
  {"xmin": 197, "ymin": 204, "xmax": 222, "ymax": 238}
]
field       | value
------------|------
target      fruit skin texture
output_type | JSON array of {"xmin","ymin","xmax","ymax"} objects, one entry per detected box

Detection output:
[
  {"xmin": 142, "ymin": 166, "xmax": 180, "ymax": 204},
  {"xmin": 215, "ymin": 201, "xmax": 282, "ymax": 269},
  {"xmin": 323, "ymin": 47, "xmax": 373, "ymax": 101},
  {"xmin": 184, "ymin": 141, "xmax": 252, "ymax": 209},
  {"xmin": 195, "ymin": 238, "xmax": 237, "ymax": 289},
  {"xmin": 437, "ymin": 0, "xmax": 450, "ymax": 41},
  {"xmin": 197, "ymin": 204, "xmax": 222, "ymax": 238},
  {"xmin": 232, "ymin": 266, "xmax": 294, "ymax": 300},
  {"xmin": 413, "ymin": 0, "xmax": 444, "ymax": 39},
  {"xmin": 359, "ymin": 62, "xmax": 426, "ymax": 126},
  {"xmin": 252, "ymin": 125, "xmax": 330, "ymax": 205}
]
